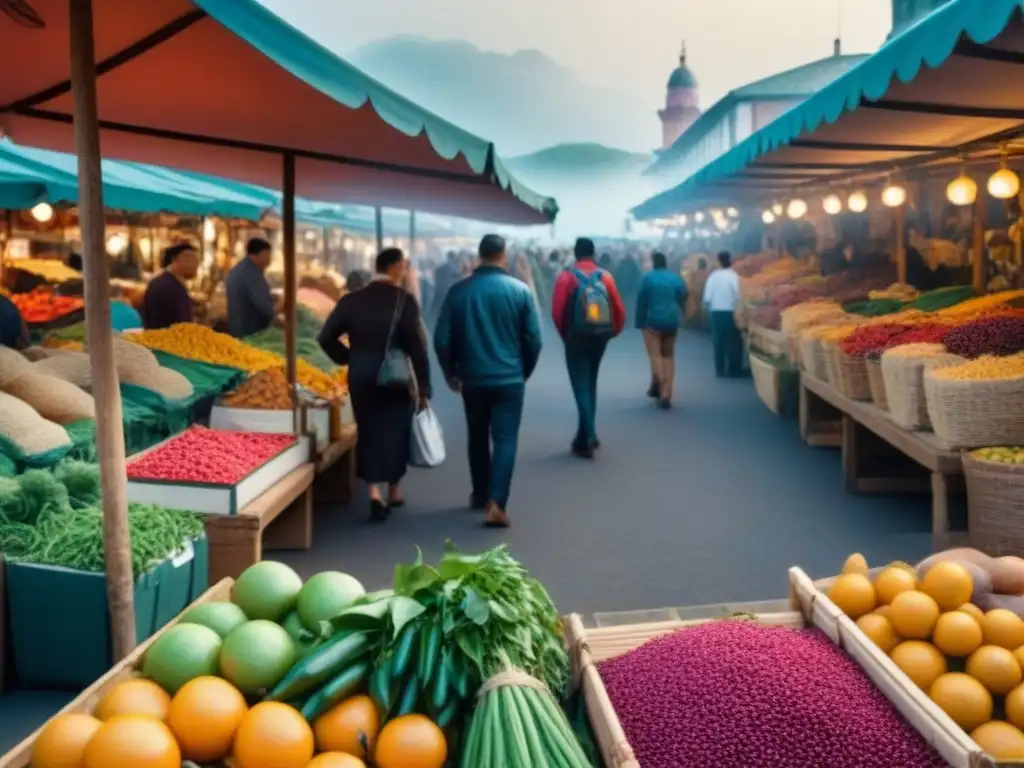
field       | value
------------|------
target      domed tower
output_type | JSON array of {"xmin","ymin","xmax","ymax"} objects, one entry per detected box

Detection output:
[{"xmin": 658, "ymin": 42, "xmax": 701, "ymax": 150}]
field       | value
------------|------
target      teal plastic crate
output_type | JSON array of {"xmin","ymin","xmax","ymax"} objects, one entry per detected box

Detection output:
[{"xmin": 7, "ymin": 534, "xmax": 208, "ymax": 689}]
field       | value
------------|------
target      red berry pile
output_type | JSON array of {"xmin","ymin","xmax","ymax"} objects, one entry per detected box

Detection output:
[
  {"xmin": 943, "ymin": 315, "xmax": 1024, "ymax": 359},
  {"xmin": 598, "ymin": 620, "xmax": 945, "ymax": 768},
  {"xmin": 839, "ymin": 324, "xmax": 913, "ymax": 358},
  {"xmin": 126, "ymin": 426, "xmax": 296, "ymax": 485}
]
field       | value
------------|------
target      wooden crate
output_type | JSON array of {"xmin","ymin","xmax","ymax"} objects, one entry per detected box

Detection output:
[
  {"xmin": 748, "ymin": 323, "xmax": 787, "ymax": 359},
  {"xmin": 564, "ymin": 567, "xmax": 991, "ymax": 768},
  {"xmin": 0, "ymin": 578, "xmax": 234, "ymax": 768},
  {"xmin": 750, "ymin": 354, "xmax": 798, "ymax": 418}
]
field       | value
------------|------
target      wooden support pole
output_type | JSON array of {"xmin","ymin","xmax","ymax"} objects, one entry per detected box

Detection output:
[
  {"xmin": 972, "ymin": 193, "xmax": 986, "ymax": 293},
  {"xmin": 69, "ymin": 0, "xmax": 135, "ymax": 662},
  {"xmin": 374, "ymin": 206, "xmax": 384, "ymax": 253},
  {"xmin": 895, "ymin": 204, "xmax": 907, "ymax": 285},
  {"xmin": 282, "ymin": 153, "xmax": 298, "ymax": 430}
]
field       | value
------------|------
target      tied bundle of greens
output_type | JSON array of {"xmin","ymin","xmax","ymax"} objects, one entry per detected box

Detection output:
[{"xmin": 461, "ymin": 664, "xmax": 593, "ymax": 768}]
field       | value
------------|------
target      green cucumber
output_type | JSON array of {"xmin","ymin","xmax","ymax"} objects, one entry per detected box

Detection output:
[
  {"xmin": 417, "ymin": 622, "xmax": 442, "ymax": 691},
  {"xmin": 300, "ymin": 660, "xmax": 371, "ymax": 721},
  {"xmin": 429, "ymin": 646, "xmax": 454, "ymax": 713},
  {"xmin": 435, "ymin": 697, "xmax": 460, "ymax": 730},
  {"xmin": 267, "ymin": 630, "xmax": 373, "ymax": 701},
  {"xmin": 390, "ymin": 674, "xmax": 419, "ymax": 719},
  {"xmin": 391, "ymin": 619, "xmax": 420, "ymax": 680},
  {"xmin": 370, "ymin": 654, "xmax": 395, "ymax": 714},
  {"xmin": 452, "ymin": 661, "xmax": 474, "ymax": 700}
]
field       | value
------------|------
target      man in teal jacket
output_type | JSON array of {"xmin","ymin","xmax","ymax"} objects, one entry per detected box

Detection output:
[
  {"xmin": 434, "ymin": 234, "xmax": 543, "ymax": 528},
  {"xmin": 636, "ymin": 251, "xmax": 687, "ymax": 408}
]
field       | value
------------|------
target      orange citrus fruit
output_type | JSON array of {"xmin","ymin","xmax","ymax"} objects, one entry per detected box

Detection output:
[
  {"xmin": 167, "ymin": 676, "xmax": 248, "ymax": 762},
  {"xmin": 929, "ymin": 673, "xmax": 992, "ymax": 732},
  {"xmin": 94, "ymin": 679, "xmax": 171, "ymax": 722},
  {"xmin": 1007, "ymin": 683, "xmax": 1024, "ymax": 730},
  {"xmin": 959, "ymin": 602, "xmax": 985, "ymax": 622},
  {"xmin": 31, "ymin": 713, "xmax": 102, "ymax": 768},
  {"xmin": 856, "ymin": 613, "xmax": 899, "ymax": 653},
  {"xmin": 921, "ymin": 561, "xmax": 974, "ymax": 611},
  {"xmin": 933, "ymin": 611, "xmax": 983, "ymax": 657},
  {"xmin": 374, "ymin": 714, "xmax": 447, "ymax": 768},
  {"xmin": 307, "ymin": 754, "xmax": 368, "ymax": 767},
  {"xmin": 83, "ymin": 715, "xmax": 180, "ymax": 768},
  {"xmin": 314, "ymin": 694, "xmax": 380, "ymax": 757},
  {"xmin": 971, "ymin": 721, "xmax": 1024, "ymax": 759},
  {"xmin": 968, "ymin": 646, "xmax": 1023, "ymax": 695},
  {"xmin": 827, "ymin": 573, "xmax": 876, "ymax": 619},
  {"xmin": 874, "ymin": 566, "xmax": 917, "ymax": 605},
  {"xmin": 233, "ymin": 702, "xmax": 314, "ymax": 768},
  {"xmin": 982, "ymin": 609, "xmax": 1024, "ymax": 650},
  {"xmin": 889, "ymin": 590, "xmax": 940, "ymax": 639},
  {"xmin": 890, "ymin": 641, "xmax": 947, "ymax": 690}
]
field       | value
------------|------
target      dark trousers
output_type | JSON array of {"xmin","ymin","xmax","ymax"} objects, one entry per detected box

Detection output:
[
  {"xmin": 462, "ymin": 384, "xmax": 525, "ymax": 510},
  {"xmin": 710, "ymin": 310, "xmax": 743, "ymax": 377},
  {"xmin": 565, "ymin": 338, "xmax": 608, "ymax": 448}
]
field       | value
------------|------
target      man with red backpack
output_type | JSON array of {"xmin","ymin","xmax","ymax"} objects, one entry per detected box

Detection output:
[{"xmin": 551, "ymin": 238, "xmax": 626, "ymax": 458}]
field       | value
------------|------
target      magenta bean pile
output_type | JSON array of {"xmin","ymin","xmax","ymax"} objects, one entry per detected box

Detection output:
[
  {"xmin": 126, "ymin": 426, "xmax": 296, "ymax": 485},
  {"xmin": 944, "ymin": 315, "xmax": 1024, "ymax": 358},
  {"xmin": 597, "ymin": 620, "xmax": 945, "ymax": 768}
]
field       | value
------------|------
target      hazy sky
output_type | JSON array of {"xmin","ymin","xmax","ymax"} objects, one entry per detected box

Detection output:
[{"xmin": 260, "ymin": 0, "xmax": 892, "ymax": 115}]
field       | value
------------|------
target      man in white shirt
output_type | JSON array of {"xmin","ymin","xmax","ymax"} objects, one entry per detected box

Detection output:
[{"xmin": 702, "ymin": 251, "xmax": 743, "ymax": 378}]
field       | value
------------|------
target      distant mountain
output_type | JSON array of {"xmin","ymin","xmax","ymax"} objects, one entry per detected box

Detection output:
[
  {"xmin": 349, "ymin": 36, "xmax": 655, "ymax": 156},
  {"xmin": 505, "ymin": 143, "xmax": 653, "ymax": 182}
]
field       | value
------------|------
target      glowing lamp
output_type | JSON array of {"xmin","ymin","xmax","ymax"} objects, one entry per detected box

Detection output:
[
  {"xmin": 786, "ymin": 199, "xmax": 808, "ymax": 219},
  {"xmin": 822, "ymin": 194, "xmax": 842, "ymax": 215},
  {"xmin": 762, "ymin": 210, "xmax": 776, "ymax": 225},
  {"xmin": 946, "ymin": 173, "xmax": 977, "ymax": 206},
  {"xmin": 30, "ymin": 203, "xmax": 54, "ymax": 223},
  {"xmin": 988, "ymin": 167, "xmax": 1021, "ymax": 200},
  {"xmin": 847, "ymin": 191, "xmax": 868, "ymax": 213},
  {"xmin": 881, "ymin": 183, "xmax": 907, "ymax": 208},
  {"xmin": 727, "ymin": 207, "xmax": 739, "ymax": 218},
  {"xmin": 694, "ymin": 211, "xmax": 705, "ymax": 223}
]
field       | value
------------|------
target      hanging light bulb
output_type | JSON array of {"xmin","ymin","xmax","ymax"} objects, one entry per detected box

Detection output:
[
  {"xmin": 847, "ymin": 191, "xmax": 868, "ymax": 213},
  {"xmin": 762, "ymin": 210, "xmax": 776, "ymax": 225},
  {"xmin": 881, "ymin": 182, "xmax": 907, "ymax": 208},
  {"xmin": 946, "ymin": 172, "xmax": 977, "ymax": 206},
  {"xmin": 694, "ymin": 211, "xmax": 705, "ymax": 223},
  {"xmin": 771, "ymin": 203, "xmax": 784, "ymax": 216},
  {"xmin": 727, "ymin": 207, "xmax": 739, "ymax": 218},
  {"xmin": 202, "ymin": 219, "xmax": 217, "ymax": 243},
  {"xmin": 678, "ymin": 214, "xmax": 688, "ymax": 227},
  {"xmin": 988, "ymin": 164, "xmax": 1021, "ymax": 200},
  {"xmin": 822, "ymin": 194, "xmax": 843, "ymax": 215},
  {"xmin": 30, "ymin": 202, "xmax": 54, "ymax": 223},
  {"xmin": 786, "ymin": 199, "xmax": 808, "ymax": 219}
]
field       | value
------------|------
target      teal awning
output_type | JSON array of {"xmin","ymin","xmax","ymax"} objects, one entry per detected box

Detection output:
[
  {"xmin": 0, "ymin": 0, "xmax": 557, "ymax": 224},
  {"xmin": 633, "ymin": 0, "xmax": 1024, "ymax": 220}
]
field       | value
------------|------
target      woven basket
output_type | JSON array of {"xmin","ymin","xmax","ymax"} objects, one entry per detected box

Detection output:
[
  {"xmin": 882, "ymin": 347, "xmax": 963, "ymax": 431},
  {"xmin": 925, "ymin": 372, "xmax": 1024, "ymax": 448},
  {"xmin": 749, "ymin": 323, "xmax": 786, "ymax": 358},
  {"xmin": 866, "ymin": 357, "xmax": 888, "ymax": 410},
  {"xmin": 964, "ymin": 454, "xmax": 1024, "ymax": 556},
  {"xmin": 831, "ymin": 348, "xmax": 872, "ymax": 401},
  {"xmin": 799, "ymin": 334, "xmax": 829, "ymax": 381}
]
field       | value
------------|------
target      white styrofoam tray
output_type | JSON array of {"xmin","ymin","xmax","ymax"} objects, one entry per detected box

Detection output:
[
  {"xmin": 126, "ymin": 435, "xmax": 311, "ymax": 516},
  {"xmin": 209, "ymin": 404, "xmax": 331, "ymax": 451}
]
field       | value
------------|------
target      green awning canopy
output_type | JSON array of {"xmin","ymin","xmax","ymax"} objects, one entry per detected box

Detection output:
[{"xmin": 633, "ymin": 0, "xmax": 1024, "ymax": 220}]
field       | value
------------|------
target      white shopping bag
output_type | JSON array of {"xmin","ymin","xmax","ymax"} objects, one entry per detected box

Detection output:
[{"xmin": 410, "ymin": 406, "xmax": 445, "ymax": 468}]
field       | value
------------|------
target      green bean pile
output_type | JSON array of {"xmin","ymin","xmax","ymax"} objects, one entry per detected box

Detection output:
[{"xmin": 3, "ymin": 503, "xmax": 203, "ymax": 575}]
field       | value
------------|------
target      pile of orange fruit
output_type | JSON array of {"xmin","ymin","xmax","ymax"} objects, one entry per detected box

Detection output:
[
  {"xmin": 829, "ymin": 554, "xmax": 1024, "ymax": 760},
  {"xmin": 31, "ymin": 675, "xmax": 446, "ymax": 768}
]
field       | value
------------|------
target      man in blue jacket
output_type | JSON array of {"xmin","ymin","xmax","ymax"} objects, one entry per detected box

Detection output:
[
  {"xmin": 435, "ymin": 234, "xmax": 543, "ymax": 528},
  {"xmin": 636, "ymin": 251, "xmax": 688, "ymax": 408}
]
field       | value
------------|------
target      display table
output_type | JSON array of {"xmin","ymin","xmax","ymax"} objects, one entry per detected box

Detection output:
[
  {"xmin": 798, "ymin": 372, "xmax": 843, "ymax": 447},
  {"xmin": 314, "ymin": 423, "xmax": 358, "ymax": 505},
  {"xmin": 204, "ymin": 464, "xmax": 315, "ymax": 582},
  {"xmin": 801, "ymin": 374, "xmax": 966, "ymax": 540}
]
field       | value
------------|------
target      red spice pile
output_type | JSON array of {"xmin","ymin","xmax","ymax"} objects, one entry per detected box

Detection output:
[
  {"xmin": 598, "ymin": 620, "xmax": 945, "ymax": 768},
  {"xmin": 127, "ymin": 426, "xmax": 296, "ymax": 485}
]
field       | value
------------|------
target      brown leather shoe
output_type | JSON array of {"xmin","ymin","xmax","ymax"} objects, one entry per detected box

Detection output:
[{"xmin": 483, "ymin": 502, "xmax": 510, "ymax": 528}]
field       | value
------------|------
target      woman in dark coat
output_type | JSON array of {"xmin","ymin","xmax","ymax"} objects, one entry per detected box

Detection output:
[{"xmin": 319, "ymin": 248, "xmax": 431, "ymax": 521}]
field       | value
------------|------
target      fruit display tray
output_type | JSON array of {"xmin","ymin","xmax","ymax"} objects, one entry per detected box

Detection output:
[
  {"xmin": 209, "ymin": 404, "xmax": 331, "ymax": 452},
  {"xmin": 125, "ymin": 435, "xmax": 311, "ymax": 516}
]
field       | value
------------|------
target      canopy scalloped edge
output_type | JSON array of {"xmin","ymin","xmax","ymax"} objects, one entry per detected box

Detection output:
[{"xmin": 631, "ymin": 0, "xmax": 1023, "ymax": 220}]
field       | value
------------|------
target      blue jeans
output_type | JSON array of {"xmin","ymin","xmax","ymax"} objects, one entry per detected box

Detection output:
[
  {"xmin": 565, "ymin": 338, "xmax": 608, "ymax": 448},
  {"xmin": 462, "ymin": 384, "xmax": 525, "ymax": 509},
  {"xmin": 710, "ymin": 310, "xmax": 743, "ymax": 377}
]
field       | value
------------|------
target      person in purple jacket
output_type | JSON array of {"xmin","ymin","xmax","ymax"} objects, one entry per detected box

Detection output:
[{"xmin": 141, "ymin": 242, "xmax": 198, "ymax": 330}]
